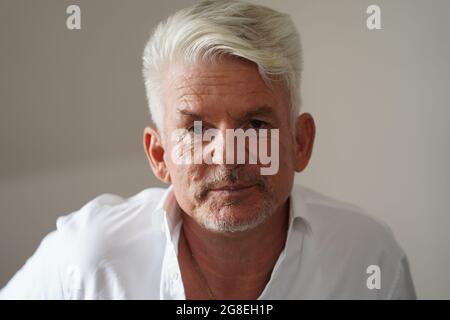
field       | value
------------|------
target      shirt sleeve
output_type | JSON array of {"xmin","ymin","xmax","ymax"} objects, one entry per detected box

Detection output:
[
  {"xmin": 0, "ymin": 230, "xmax": 65, "ymax": 299},
  {"xmin": 388, "ymin": 255, "xmax": 417, "ymax": 300}
]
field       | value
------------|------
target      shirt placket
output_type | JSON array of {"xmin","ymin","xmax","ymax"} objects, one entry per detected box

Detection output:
[{"xmin": 159, "ymin": 210, "xmax": 185, "ymax": 300}]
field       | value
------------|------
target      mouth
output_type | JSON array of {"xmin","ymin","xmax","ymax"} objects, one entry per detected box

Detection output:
[{"xmin": 209, "ymin": 183, "xmax": 256, "ymax": 192}]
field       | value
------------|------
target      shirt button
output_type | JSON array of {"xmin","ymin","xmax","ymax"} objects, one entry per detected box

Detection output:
[{"xmin": 172, "ymin": 272, "xmax": 179, "ymax": 280}]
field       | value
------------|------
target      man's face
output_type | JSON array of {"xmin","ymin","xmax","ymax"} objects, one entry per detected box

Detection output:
[{"xmin": 160, "ymin": 57, "xmax": 297, "ymax": 233}]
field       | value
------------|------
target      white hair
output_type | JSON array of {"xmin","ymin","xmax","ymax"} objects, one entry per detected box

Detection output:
[{"xmin": 142, "ymin": 0, "xmax": 303, "ymax": 131}]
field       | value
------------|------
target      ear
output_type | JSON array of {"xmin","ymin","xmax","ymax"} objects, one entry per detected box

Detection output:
[
  {"xmin": 143, "ymin": 126, "xmax": 171, "ymax": 184},
  {"xmin": 293, "ymin": 113, "xmax": 316, "ymax": 172}
]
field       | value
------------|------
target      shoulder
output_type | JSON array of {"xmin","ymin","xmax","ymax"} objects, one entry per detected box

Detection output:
[
  {"xmin": 55, "ymin": 187, "xmax": 167, "ymax": 234},
  {"xmin": 53, "ymin": 187, "xmax": 169, "ymax": 271},
  {"xmin": 0, "ymin": 187, "xmax": 169, "ymax": 299},
  {"xmin": 291, "ymin": 185, "xmax": 414, "ymax": 298},
  {"xmin": 293, "ymin": 184, "xmax": 402, "ymax": 254},
  {"xmin": 292, "ymin": 184, "xmax": 407, "ymax": 277}
]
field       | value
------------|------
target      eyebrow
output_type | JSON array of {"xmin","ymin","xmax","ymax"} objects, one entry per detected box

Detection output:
[
  {"xmin": 242, "ymin": 105, "xmax": 276, "ymax": 119},
  {"xmin": 176, "ymin": 105, "xmax": 276, "ymax": 121},
  {"xmin": 176, "ymin": 107, "xmax": 203, "ymax": 119}
]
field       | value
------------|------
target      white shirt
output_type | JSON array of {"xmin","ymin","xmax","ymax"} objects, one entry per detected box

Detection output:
[{"xmin": 0, "ymin": 184, "xmax": 416, "ymax": 299}]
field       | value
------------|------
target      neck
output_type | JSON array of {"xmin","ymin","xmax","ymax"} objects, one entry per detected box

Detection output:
[{"xmin": 179, "ymin": 199, "xmax": 290, "ymax": 299}]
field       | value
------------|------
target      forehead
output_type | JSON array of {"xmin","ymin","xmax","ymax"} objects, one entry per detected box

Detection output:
[{"xmin": 163, "ymin": 58, "xmax": 287, "ymax": 118}]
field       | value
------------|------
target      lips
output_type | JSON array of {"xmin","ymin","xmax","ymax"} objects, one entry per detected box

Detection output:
[{"xmin": 210, "ymin": 183, "xmax": 255, "ymax": 192}]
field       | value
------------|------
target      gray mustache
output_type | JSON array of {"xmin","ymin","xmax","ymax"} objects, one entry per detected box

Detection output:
[{"xmin": 198, "ymin": 168, "xmax": 266, "ymax": 199}]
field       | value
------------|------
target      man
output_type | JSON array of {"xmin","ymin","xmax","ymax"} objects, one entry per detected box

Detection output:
[{"xmin": 1, "ymin": 0, "xmax": 416, "ymax": 299}]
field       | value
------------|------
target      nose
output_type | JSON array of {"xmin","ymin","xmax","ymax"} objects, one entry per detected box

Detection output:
[{"xmin": 208, "ymin": 127, "xmax": 247, "ymax": 168}]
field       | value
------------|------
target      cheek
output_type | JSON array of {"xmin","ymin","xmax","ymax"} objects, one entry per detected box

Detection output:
[
  {"xmin": 168, "ymin": 164, "xmax": 196, "ymax": 188},
  {"xmin": 170, "ymin": 164, "xmax": 210, "ymax": 214},
  {"xmin": 165, "ymin": 153, "xmax": 205, "ymax": 194}
]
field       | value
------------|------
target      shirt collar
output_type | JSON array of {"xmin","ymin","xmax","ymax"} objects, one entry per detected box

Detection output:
[
  {"xmin": 154, "ymin": 183, "xmax": 311, "ymax": 239},
  {"xmin": 289, "ymin": 184, "xmax": 312, "ymax": 231},
  {"xmin": 155, "ymin": 185, "xmax": 181, "ymax": 230}
]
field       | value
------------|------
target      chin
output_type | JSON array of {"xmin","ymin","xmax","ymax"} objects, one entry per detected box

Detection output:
[{"xmin": 198, "ymin": 202, "xmax": 274, "ymax": 233}]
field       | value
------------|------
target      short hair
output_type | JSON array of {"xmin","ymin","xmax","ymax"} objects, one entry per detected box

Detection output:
[{"xmin": 142, "ymin": 0, "xmax": 303, "ymax": 131}]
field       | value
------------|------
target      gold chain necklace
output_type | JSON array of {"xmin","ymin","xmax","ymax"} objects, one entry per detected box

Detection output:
[{"xmin": 181, "ymin": 227, "xmax": 216, "ymax": 300}]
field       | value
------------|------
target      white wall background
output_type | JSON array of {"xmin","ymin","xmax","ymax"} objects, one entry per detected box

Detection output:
[{"xmin": 1, "ymin": 0, "xmax": 449, "ymax": 299}]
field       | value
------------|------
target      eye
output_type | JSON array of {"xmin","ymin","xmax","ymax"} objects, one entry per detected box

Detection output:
[
  {"xmin": 249, "ymin": 119, "xmax": 268, "ymax": 129},
  {"xmin": 187, "ymin": 123, "xmax": 206, "ymax": 134}
]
